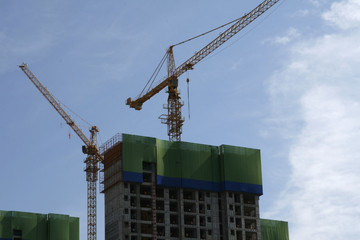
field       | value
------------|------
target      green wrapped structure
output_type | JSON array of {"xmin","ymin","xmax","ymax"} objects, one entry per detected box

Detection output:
[
  {"xmin": 261, "ymin": 219, "xmax": 290, "ymax": 240},
  {"xmin": 0, "ymin": 210, "xmax": 79, "ymax": 240},
  {"xmin": 121, "ymin": 134, "xmax": 263, "ymax": 195}
]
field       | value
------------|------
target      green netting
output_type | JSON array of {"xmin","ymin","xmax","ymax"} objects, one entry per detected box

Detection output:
[
  {"xmin": 180, "ymin": 141, "xmax": 219, "ymax": 182},
  {"xmin": 36, "ymin": 214, "xmax": 48, "ymax": 240},
  {"xmin": 156, "ymin": 139, "xmax": 181, "ymax": 178},
  {"xmin": 69, "ymin": 217, "xmax": 79, "ymax": 240},
  {"xmin": 0, "ymin": 211, "xmax": 79, "ymax": 240},
  {"xmin": 180, "ymin": 142, "xmax": 216, "ymax": 181},
  {"xmin": 11, "ymin": 211, "xmax": 38, "ymax": 240},
  {"xmin": 48, "ymin": 213, "xmax": 69, "ymax": 240},
  {"xmin": 122, "ymin": 134, "xmax": 157, "ymax": 173},
  {"xmin": 220, "ymin": 145, "xmax": 262, "ymax": 185},
  {"xmin": 156, "ymin": 140, "xmax": 220, "ymax": 181},
  {"xmin": 0, "ymin": 211, "xmax": 12, "ymax": 238},
  {"xmin": 261, "ymin": 219, "xmax": 289, "ymax": 240},
  {"xmin": 121, "ymin": 134, "xmax": 263, "ymax": 193}
]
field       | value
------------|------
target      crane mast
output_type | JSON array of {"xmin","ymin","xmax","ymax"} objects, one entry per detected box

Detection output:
[
  {"xmin": 127, "ymin": 0, "xmax": 280, "ymax": 141},
  {"xmin": 19, "ymin": 63, "xmax": 103, "ymax": 240}
]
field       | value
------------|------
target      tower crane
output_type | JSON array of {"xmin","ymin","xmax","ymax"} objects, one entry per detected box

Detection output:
[
  {"xmin": 19, "ymin": 63, "xmax": 103, "ymax": 240},
  {"xmin": 126, "ymin": 0, "xmax": 280, "ymax": 141}
]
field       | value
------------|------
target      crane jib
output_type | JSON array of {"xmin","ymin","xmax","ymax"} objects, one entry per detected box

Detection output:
[
  {"xmin": 19, "ymin": 63, "xmax": 104, "ymax": 162},
  {"xmin": 127, "ymin": 0, "xmax": 280, "ymax": 109}
]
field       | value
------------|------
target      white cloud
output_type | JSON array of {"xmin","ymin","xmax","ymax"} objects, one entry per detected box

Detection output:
[
  {"xmin": 264, "ymin": 1, "xmax": 360, "ymax": 239},
  {"xmin": 274, "ymin": 86, "xmax": 360, "ymax": 239},
  {"xmin": 323, "ymin": 0, "xmax": 360, "ymax": 30},
  {"xmin": 263, "ymin": 27, "xmax": 301, "ymax": 45},
  {"xmin": 293, "ymin": 9, "xmax": 310, "ymax": 17},
  {"xmin": 308, "ymin": 0, "xmax": 326, "ymax": 7}
]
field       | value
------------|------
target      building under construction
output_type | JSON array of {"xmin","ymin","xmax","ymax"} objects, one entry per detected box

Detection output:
[{"xmin": 100, "ymin": 133, "xmax": 289, "ymax": 240}]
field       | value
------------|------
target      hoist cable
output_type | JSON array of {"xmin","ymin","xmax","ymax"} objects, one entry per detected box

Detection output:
[
  {"xmin": 147, "ymin": 53, "xmax": 168, "ymax": 93},
  {"xmin": 140, "ymin": 52, "xmax": 168, "ymax": 97},
  {"xmin": 198, "ymin": 0, "xmax": 287, "ymax": 65},
  {"xmin": 52, "ymin": 94, "xmax": 93, "ymax": 127},
  {"xmin": 172, "ymin": 15, "xmax": 246, "ymax": 48}
]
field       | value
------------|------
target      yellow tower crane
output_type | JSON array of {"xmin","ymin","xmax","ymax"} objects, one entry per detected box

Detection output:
[
  {"xmin": 126, "ymin": 0, "xmax": 280, "ymax": 141},
  {"xmin": 19, "ymin": 63, "xmax": 103, "ymax": 240}
]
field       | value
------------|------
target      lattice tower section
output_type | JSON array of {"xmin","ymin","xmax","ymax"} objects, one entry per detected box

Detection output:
[
  {"xmin": 160, "ymin": 48, "xmax": 184, "ymax": 141},
  {"xmin": 84, "ymin": 127, "xmax": 100, "ymax": 240}
]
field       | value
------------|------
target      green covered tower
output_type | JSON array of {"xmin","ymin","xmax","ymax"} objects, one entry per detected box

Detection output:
[{"xmin": 0, "ymin": 211, "xmax": 79, "ymax": 240}]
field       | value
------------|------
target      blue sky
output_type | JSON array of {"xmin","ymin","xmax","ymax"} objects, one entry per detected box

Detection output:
[{"xmin": 1, "ymin": 0, "xmax": 360, "ymax": 239}]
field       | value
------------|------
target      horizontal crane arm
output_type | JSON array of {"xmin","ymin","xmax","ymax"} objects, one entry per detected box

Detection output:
[
  {"xmin": 127, "ymin": 0, "xmax": 280, "ymax": 110},
  {"xmin": 126, "ymin": 78, "xmax": 169, "ymax": 110}
]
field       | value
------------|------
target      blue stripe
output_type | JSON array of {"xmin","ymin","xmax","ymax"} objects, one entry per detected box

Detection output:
[
  {"xmin": 123, "ymin": 171, "xmax": 143, "ymax": 183},
  {"xmin": 222, "ymin": 181, "xmax": 263, "ymax": 195},
  {"xmin": 182, "ymin": 178, "xmax": 222, "ymax": 192},
  {"xmin": 156, "ymin": 175, "xmax": 263, "ymax": 195},
  {"xmin": 122, "ymin": 171, "xmax": 263, "ymax": 195},
  {"xmin": 157, "ymin": 175, "xmax": 181, "ymax": 187}
]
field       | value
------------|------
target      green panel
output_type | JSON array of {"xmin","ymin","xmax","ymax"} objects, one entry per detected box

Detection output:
[
  {"xmin": 156, "ymin": 139, "xmax": 181, "ymax": 178},
  {"xmin": 121, "ymin": 134, "xmax": 262, "ymax": 193},
  {"xmin": 48, "ymin": 214, "xmax": 69, "ymax": 240},
  {"xmin": 178, "ymin": 142, "xmax": 220, "ymax": 182},
  {"xmin": 220, "ymin": 145, "xmax": 262, "ymax": 185},
  {"xmin": 261, "ymin": 219, "xmax": 289, "ymax": 240},
  {"xmin": 210, "ymin": 146, "xmax": 221, "ymax": 183},
  {"xmin": 36, "ymin": 214, "xmax": 48, "ymax": 240},
  {"xmin": 0, "ymin": 211, "xmax": 79, "ymax": 240},
  {"xmin": 11, "ymin": 211, "xmax": 38, "ymax": 240},
  {"xmin": 69, "ymin": 217, "xmax": 79, "ymax": 240},
  {"xmin": 0, "ymin": 210, "xmax": 12, "ymax": 238},
  {"xmin": 156, "ymin": 140, "xmax": 220, "ymax": 182},
  {"xmin": 0, "ymin": 211, "xmax": 45, "ymax": 239},
  {"xmin": 122, "ymin": 134, "xmax": 157, "ymax": 173}
]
